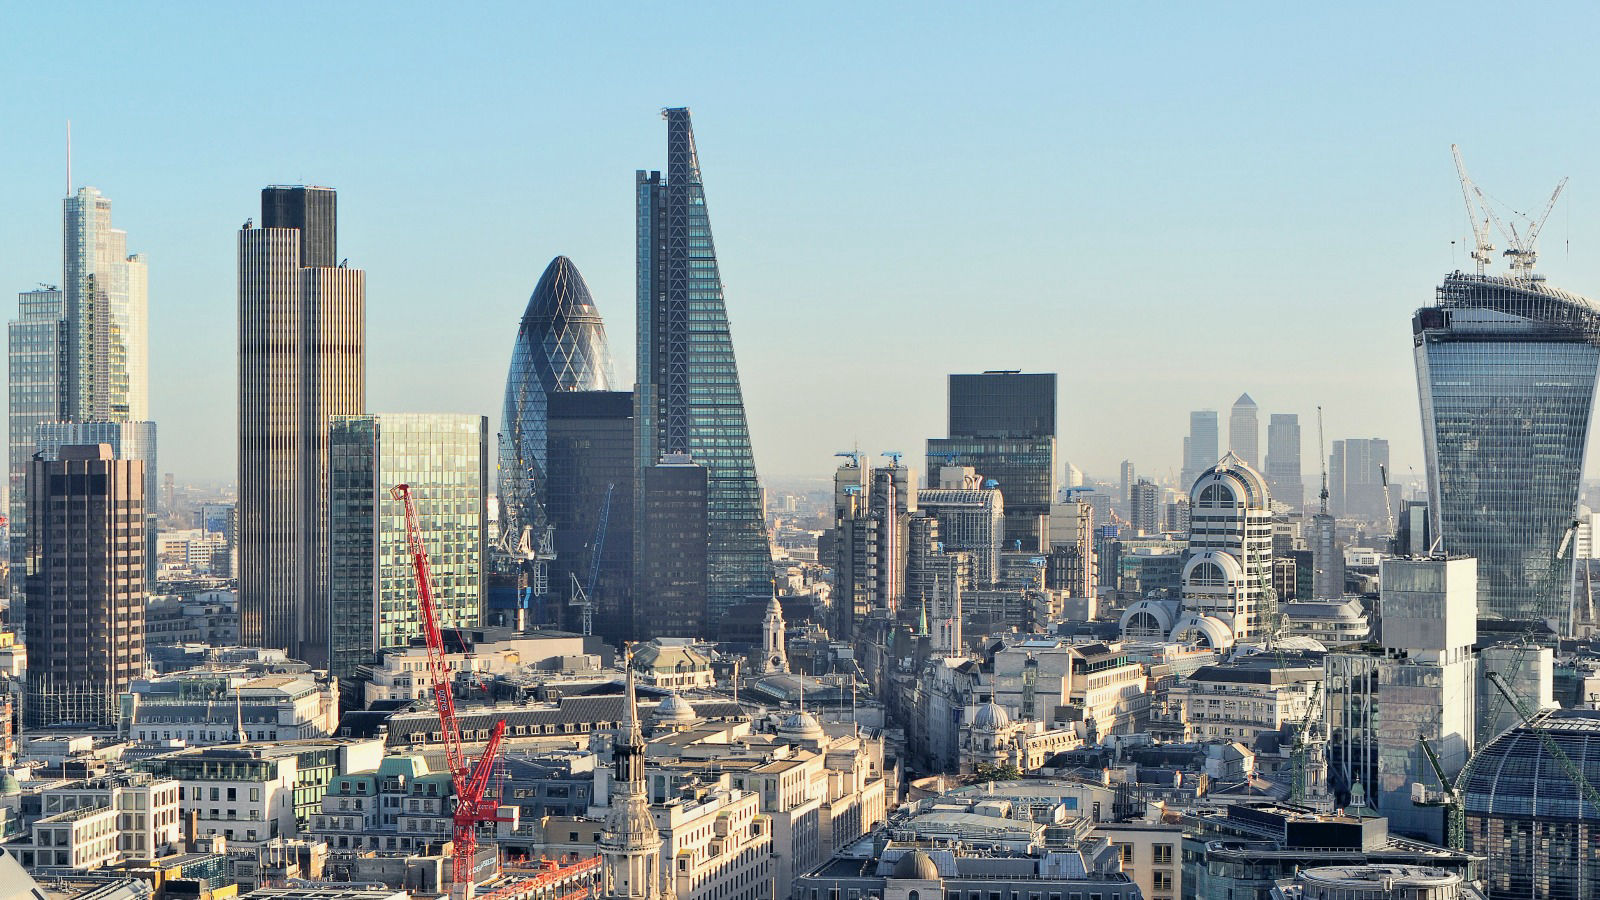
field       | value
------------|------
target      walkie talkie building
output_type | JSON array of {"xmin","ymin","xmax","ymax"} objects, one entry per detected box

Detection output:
[{"xmin": 1414, "ymin": 272, "xmax": 1600, "ymax": 630}]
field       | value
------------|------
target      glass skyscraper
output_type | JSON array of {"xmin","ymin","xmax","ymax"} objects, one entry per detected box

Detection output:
[
  {"xmin": 1415, "ymin": 272, "xmax": 1600, "ymax": 629},
  {"xmin": 635, "ymin": 107, "xmax": 772, "ymax": 621},
  {"xmin": 327, "ymin": 413, "xmax": 487, "ymax": 680},
  {"xmin": 928, "ymin": 372, "xmax": 1057, "ymax": 552},
  {"xmin": 497, "ymin": 255, "xmax": 613, "ymax": 547}
]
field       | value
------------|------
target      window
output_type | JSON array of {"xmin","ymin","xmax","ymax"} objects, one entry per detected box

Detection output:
[
  {"xmin": 1115, "ymin": 843, "xmax": 1133, "ymax": 864},
  {"xmin": 1152, "ymin": 844, "xmax": 1173, "ymax": 865}
]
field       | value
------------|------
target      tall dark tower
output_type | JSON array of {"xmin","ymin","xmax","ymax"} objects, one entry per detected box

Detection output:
[
  {"xmin": 635, "ymin": 108, "xmax": 772, "ymax": 627},
  {"xmin": 928, "ymin": 371, "xmax": 1057, "ymax": 552}
]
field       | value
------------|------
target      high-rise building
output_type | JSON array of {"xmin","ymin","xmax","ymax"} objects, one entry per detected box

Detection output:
[
  {"xmin": 1229, "ymin": 393, "xmax": 1259, "ymax": 468},
  {"xmin": 1130, "ymin": 478, "xmax": 1162, "ymax": 535},
  {"xmin": 1180, "ymin": 410, "xmax": 1219, "ymax": 491},
  {"xmin": 237, "ymin": 185, "xmax": 365, "ymax": 668},
  {"xmin": 498, "ymin": 256, "xmax": 614, "ymax": 547},
  {"xmin": 24, "ymin": 444, "xmax": 145, "ymax": 727},
  {"xmin": 869, "ymin": 461, "xmax": 916, "ymax": 613},
  {"xmin": 1264, "ymin": 413, "xmax": 1304, "ymax": 509},
  {"xmin": 1415, "ymin": 273, "xmax": 1600, "ymax": 628},
  {"xmin": 1179, "ymin": 453, "xmax": 1273, "ymax": 644},
  {"xmin": 34, "ymin": 420, "xmax": 158, "ymax": 576},
  {"xmin": 63, "ymin": 187, "xmax": 149, "ymax": 423},
  {"xmin": 1046, "ymin": 492, "xmax": 1096, "ymax": 598},
  {"xmin": 918, "ymin": 468, "xmax": 1004, "ymax": 585},
  {"xmin": 927, "ymin": 371, "xmax": 1057, "ymax": 552},
  {"xmin": 1119, "ymin": 460, "xmax": 1135, "ymax": 506},
  {"xmin": 634, "ymin": 454, "xmax": 707, "ymax": 639},
  {"xmin": 1329, "ymin": 438, "xmax": 1389, "ymax": 521},
  {"xmin": 825, "ymin": 457, "xmax": 876, "ymax": 640},
  {"xmin": 8, "ymin": 288, "xmax": 67, "ymax": 596},
  {"xmin": 326, "ymin": 414, "xmax": 486, "ymax": 681},
  {"xmin": 635, "ymin": 108, "xmax": 772, "ymax": 620},
  {"xmin": 545, "ymin": 391, "xmax": 634, "ymax": 645}
]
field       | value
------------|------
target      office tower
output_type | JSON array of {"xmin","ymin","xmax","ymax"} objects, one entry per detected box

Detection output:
[
  {"xmin": 326, "ymin": 414, "xmax": 486, "ymax": 680},
  {"xmin": 1327, "ymin": 556, "xmax": 1475, "ymax": 844},
  {"xmin": 545, "ymin": 391, "xmax": 634, "ymax": 645},
  {"xmin": 498, "ymin": 256, "xmax": 614, "ymax": 547},
  {"xmin": 8, "ymin": 288, "xmax": 67, "ymax": 599},
  {"xmin": 1130, "ymin": 478, "xmax": 1161, "ymax": 535},
  {"xmin": 1265, "ymin": 413, "xmax": 1304, "ymax": 509},
  {"xmin": 1416, "ymin": 273, "xmax": 1600, "ymax": 628},
  {"xmin": 237, "ymin": 186, "xmax": 365, "ymax": 668},
  {"xmin": 24, "ymin": 445, "xmax": 145, "ymax": 727},
  {"xmin": 825, "ymin": 457, "xmax": 876, "ymax": 640},
  {"xmin": 869, "ymin": 461, "xmax": 916, "ymax": 613},
  {"xmin": 927, "ymin": 371, "xmax": 1057, "ymax": 551},
  {"xmin": 1180, "ymin": 410, "xmax": 1219, "ymax": 490},
  {"xmin": 34, "ymin": 421, "xmax": 158, "ymax": 576},
  {"xmin": 1178, "ymin": 452, "xmax": 1273, "ymax": 644},
  {"xmin": 1119, "ymin": 460, "xmax": 1135, "ymax": 505},
  {"xmin": 635, "ymin": 108, "xmax": 772, "ymax": 619},
  {"xmin": 1229, "ymin": 393, "xmax": 1259, "ymax": 468},
  {"xmin": 63, "ymin": 187, "xmax": 148, "ymax": 422},
  {"xmin": 1063, "ymin": 461, "xmax": 1084, "ymax": 489},
  {"xmin": 635, "ymin": 454, "xmax": 707, "ymax": 639},
  {"xmin": 1046, "ymin": 492, "xmax": 1096, "ymax": 598},
  {"xmin": 918, "ymin": 467, "xmax": 1004, "ymax": 585},
  {"xmin": 1329, "ymin": 438, "xmax": 1389, "ymax": 521}
]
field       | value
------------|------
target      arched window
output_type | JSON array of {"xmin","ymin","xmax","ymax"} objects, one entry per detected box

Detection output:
[{"xmin": 1198, "ymin": 483, "xmax": 1234, "ymax": 508}]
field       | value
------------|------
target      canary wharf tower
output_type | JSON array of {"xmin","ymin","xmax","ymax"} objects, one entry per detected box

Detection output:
[{"xmin": 636, "ymin": 108, "xmax": 772, "ymax": 621}]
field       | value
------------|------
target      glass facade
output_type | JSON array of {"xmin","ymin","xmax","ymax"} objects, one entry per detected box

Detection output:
[
  {"xmin": 327, "ymin": 414, "xmax": 487, "ymax": 680},
  {"xmin": 546, "ymin": 391, "xmax": 634, "ymax": 644},
  {"xmin": 926, "ymin": 436, "xmax": 1056, "ymax": 552},
  {"xmin": 498, "ymin": 256, "xmax": 613, "ymax": 546},
  {"xmin": 1415, "ymin": 273, "xmax": 1600, "ymax": 628},
  {"xmin": 636, "ymin": 108, "xmax": 773, "ymax": 621},
  {"xmin": 1461, "ymin": 710, "xmax": 1600, "ymax": 899},
  {"xmin": 947, "ymin": 372, "xmax": 1056, "ymax": 439},
  {"xmin": 8, "ymin": 289, "xmax": 67, "ymax": 599}
]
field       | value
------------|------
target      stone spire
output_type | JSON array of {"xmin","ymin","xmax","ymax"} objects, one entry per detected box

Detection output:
[
  {"xmin": 600, "ymin": 649, "xmax": 668, "ymax": 900},
  {"xmin": 760, "ymin": 589, "xmax": 788, "ymax": 674}
]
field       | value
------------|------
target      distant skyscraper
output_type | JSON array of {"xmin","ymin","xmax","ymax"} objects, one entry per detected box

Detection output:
[
  {"xmin": 34, "ymin": 420, "xmax": 158, "ymax": 576},
  {"xmin": 1180, "ymin": 410, "xmax": 1219, "ymax": 490},
  {"xmin": 1265, "ymin": 413, "xmax": 1304, "ymax": 509},
  {"xmin": 327, "ymin": 414, "xmax": 486, "ymax": 680},
  {"xmin": 825, "ymin": 458, "xmax": 876, "ymax": 640},
  {"xmin": 919, "ymin": 471, "xmax": 1003, "ymax": 585},
  {"xmin": 237, "ymin": 185, "xmax": 365, "ymax": 668},
  {"xmin": 24, "ymin": 445, "xmax": 145, "ymax": 727},
  {"xmin": 927, "ymin": 371, "xmax": 1057, "ymax": 552},
  {"xmin": 1119, "ymin": 460, "xmax": 1136, "ymax": 505},
  {"xmin": 63, "ymin": 187, "xmax": 148, "ymax": 422},
  {"xmin": 634, "ymin": 454, "xmax": 708, "ymax": 639},
  {"xmin": 8, "ymin": 289, "xmax": 67, "ymax": 596},
  {"xmin": 1181, "ymin": 453, "xmax": 1273, "ymax": 643},
  {"xmin": 1130, "ymin": 478, "xmax": 1162, "ymax": 535},
  {"xmin": 497, "ymin": 256, "xmax": 614, "ymax": 546},
  {"xmin": 1229, "ymin": 393, "xmax": 1259, "ymax": 468},
  {"xmin": 545, "ymin": 391, "xmax": 634, "ymax": 645},
  {"xmin": 635, "ymin": 108, "xmax": 772, "ymax": 620},
  {"xmin": 1416, "ymin": 273, "xmax": 1600, "ymax": 628},
  {"xmin": 1063, "ymin": 460, "xmax": 1085, "ymax": 489},
  {"xmin": 1329, "ymin": 438, "xmax": 1390, "ymax": 521}
]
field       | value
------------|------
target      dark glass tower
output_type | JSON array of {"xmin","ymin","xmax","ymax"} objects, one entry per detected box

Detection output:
[
  {"xmin": 546, "ymin": 391, "xmax": 634, "ymax": 645},
  {"xmin": 261, "ymin": 185, "xmax": 337, "ymax": 268},
  {"xmin": 928, "ymin": 371, "xmax": 1057, "ymax": 552},
  {"xmin": 1415, "ymin": 272, "xmax": 1600, "ymax": 630},
  {"xmin": 498, "ymin": 256, "xmax": 613, "ymax": 545},
  {"xmin": 636, "ymin": 108, "xmax": 772, "ymax": 623}
]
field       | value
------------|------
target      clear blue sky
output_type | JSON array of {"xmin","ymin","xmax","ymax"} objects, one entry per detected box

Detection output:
[{"xmin": 4, "ymin": 2, "xmax": 1600, "ymax": 490}]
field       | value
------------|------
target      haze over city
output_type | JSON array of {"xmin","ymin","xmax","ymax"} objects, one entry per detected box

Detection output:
[{"xmin": 6, "ymin": 2, "xmax": 1600, "ymax": 483}]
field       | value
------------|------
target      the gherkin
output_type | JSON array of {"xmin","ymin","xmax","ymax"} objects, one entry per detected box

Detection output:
[{"xmin": 498, "ymin": 256, "xmax": 613, "ymax": 544}]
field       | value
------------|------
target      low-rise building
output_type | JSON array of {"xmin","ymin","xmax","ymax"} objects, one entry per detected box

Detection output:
[
  {"xmin": 1172, "ymin": 661, "xmax": 1321, "ymax": 745},
  {"xmin": 7, "ymin": 774, "xmax": 182, "ymax": 870},
  {"xmin": 307, "ymin": 754, "xmax": 453, "ymax": 855},
  {"xmin": 123, "ymin": 672, "xmax": 339, "ymax": 745}
]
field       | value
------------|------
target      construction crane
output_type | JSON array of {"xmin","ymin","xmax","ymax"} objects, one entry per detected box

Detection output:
[
  {"xmin": 834, "ymin": 450, "xmax": 862, "ymax": 467},
  {"xmin": 881, "ymin": 450, "xmax": 904, "ymax": 467},
  {"xmin": 1289, "ymin": 682, "xmax": 1323, "ymax": 804},
  {"xmin": 1417, "ymin": 735, "xmax": 1467, "ymax": 850},
  {"xmin": 1451, "ymin": 144, "xmax": 1568, "ymax": 277},
  {"xmin": 392, "ymin": 484, "xmax": 509, "ymax": 888},
  {"xmin": 1486, "ymin": 669, "xmax": 1600, "ymax": 822},
  {"xmin": 568, "ymin": 484, "xmax": 615, "ymax": 637}
]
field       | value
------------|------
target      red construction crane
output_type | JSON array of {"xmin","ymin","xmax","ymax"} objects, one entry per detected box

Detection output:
[{"xmin": 392, "ymin": 483, "xmax": 508, "ymax": 887}]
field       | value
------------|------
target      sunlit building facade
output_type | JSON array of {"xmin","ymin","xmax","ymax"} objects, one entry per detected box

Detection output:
[
  {"xmin": 1414, "ymin": 272, "xmax": 1600, "ymax": 628},
  {"xmin": 327, "ymin": 413, "xmax": 487, "ymax": 679}
]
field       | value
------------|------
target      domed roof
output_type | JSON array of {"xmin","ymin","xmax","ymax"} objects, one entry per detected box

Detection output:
[
  {"xmin": 1461, "ymin": 708, "xmax": 1600, "ymax": 822},
  {"xmin": 779, "ymin": 709, "xmax": 825, "ymax": 742},
  {"xmin": 972, "ymin": 700, "xmax": 1010, "ymax": 731},
  {"xmin": 0, "ymin": 772, "xmax": 19, "ymax": 796},
  {"xmin": 653, "ymin": 692, "xmax": 698, "ymax": 724},
  {"xmin": 892, "ymin": 850, "xmax": 941, "ymax": 881},
  {"xmin": 1191, "ymin": 451, "xmax": 1271, "ymax": 507}
]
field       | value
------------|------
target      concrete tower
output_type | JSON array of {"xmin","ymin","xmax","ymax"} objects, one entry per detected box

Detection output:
[
  {"xmin": 600, "ymin": 660, "xmax": 669, "ymax": 900},
  {"xmin": 1229, "ymin": 393, "xmax": 1259, "ymax": 468}
]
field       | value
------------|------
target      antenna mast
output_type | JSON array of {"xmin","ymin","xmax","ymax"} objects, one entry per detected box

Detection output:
[{"xmin": 1317, "ymin": 406, "xmax": 1329, "ymax": 516}]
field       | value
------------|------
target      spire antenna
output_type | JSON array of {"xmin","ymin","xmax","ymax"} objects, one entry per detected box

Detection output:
[{"xmin": 66, "ymin": 119, "xmax": 72, "ymax": 196}]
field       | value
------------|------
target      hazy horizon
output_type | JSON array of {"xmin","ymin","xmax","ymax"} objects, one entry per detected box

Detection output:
[{"xmin": 5, "ymin": 4, "xmax": 1600, "ymax": 490}]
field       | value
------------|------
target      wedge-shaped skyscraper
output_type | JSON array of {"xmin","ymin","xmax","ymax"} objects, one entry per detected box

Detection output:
[
  {"xmin": 498, "ymin": 255, "xmax": 613, "ymax": 544},
  {"xmin": 1415, "ymin": 272, "xmax": 1600, "ymax": 629},
  {"xmin": 636, "ymin": 108, "xmax": 772, "ymax": 622}
]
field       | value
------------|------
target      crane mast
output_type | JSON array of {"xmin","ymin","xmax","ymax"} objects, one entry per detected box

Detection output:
[{"xmin": 392, "ymin": 483, "xmax": 508, "ymax": 889}]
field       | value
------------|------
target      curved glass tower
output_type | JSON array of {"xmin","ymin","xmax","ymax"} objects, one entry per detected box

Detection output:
[
  {"xmin": 498, "ymin": 256, "xmax": 613, "ymax": 544},
  {"xmin": 1414, "ymin": 272, "xmax": 1600, "ymax": 630}
]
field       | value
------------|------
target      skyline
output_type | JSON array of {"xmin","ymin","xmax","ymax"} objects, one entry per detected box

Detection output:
[{"xmin": 6, "ymin": 4, "xmax": 1600, "ymax": 487}]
